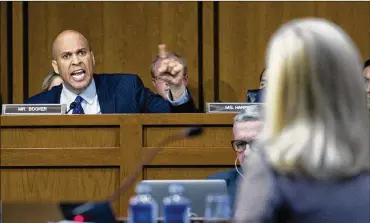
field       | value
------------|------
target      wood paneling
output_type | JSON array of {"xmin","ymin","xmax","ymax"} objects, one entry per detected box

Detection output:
[
  {"xmin": 1, "ymin": 114, "xmax": 236, "ymax": 216},
  {"xmin": 2, "ymin": 203, "xmax": 66, "ymax": 223},
  {"xmin": 143, "ymin": 127, "xmax": 232, "ymax": 147},
  {"xmin": 315, "ymin": 2, "xmax": 370, "ymax": 59},
  {"xmin": 1, "ymin": 168, "xmax": 120, "ymax": 214},
  {"xmin": 5, "ymin": 2, "xmax": 370, "ymax": 106},
  {"xmin": 26, "ymin": 2, "xmax": 199, "ymax": 106},
  {"xmin": 0, "ymin": 1, "xmax": 8, "ymax": 103},
  {"xmin": 144, "ymin": 167, "xmax": 231, "ymax": 180},
  {"xmin": 1, "ymin": 168, "xmax": 119, "ymax": 201},
  {"xmin": 1, "ymin": 148, "xmax": 121, "ymax": 166},
  {"xmin": 145, "ymin": 147, "xmax": 235, "ymax": 166},
  {"xmin": 118, "ymin": 122, "xmax": 143, "ymax": 218},
  {"xmin": 1, "ymin": 127, "xmax": 120, "ymax": 148},
  {"xmin": 202, "ymin": 2, "xmax": 215, "ymax": 108},
  {"xmin": 12, "ymin": 2, "xmax": 24, "ymax": 103},
  {"xmin": 218, "ymin": 1, "xmax": 370, "ymax": 102}
]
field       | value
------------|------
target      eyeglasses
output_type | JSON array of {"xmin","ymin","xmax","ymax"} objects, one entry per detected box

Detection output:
[
  {"xmin": 153, "ymin": 77, "xmax": 166, "ymax": 83},
  {"xmin": 231, "ymin": 140, "xmax": 253, "ymax": 153}
]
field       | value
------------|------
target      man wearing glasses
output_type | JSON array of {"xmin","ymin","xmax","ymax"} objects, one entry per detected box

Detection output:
[{"xmin": 207, "ymin": 105, "xmax": 262, "ymax": 214}]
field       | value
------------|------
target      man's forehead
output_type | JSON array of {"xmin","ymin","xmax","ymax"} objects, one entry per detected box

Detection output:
[
  {"xmin": 53, "ymin": 32, "xmax": 90, "ymax": 54},
  {"xmin": 234, "ymin": 120, "xmax": 261, "ymax": 130}
]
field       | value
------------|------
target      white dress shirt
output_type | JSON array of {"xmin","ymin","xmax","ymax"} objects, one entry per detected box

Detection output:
[
  {"xmin": 60, "ymin": 79, "xmax": 189, "ymax": 114},
  {"xmin": 61, "ymin": 80, "xmax": 101, "ymax": 114}
]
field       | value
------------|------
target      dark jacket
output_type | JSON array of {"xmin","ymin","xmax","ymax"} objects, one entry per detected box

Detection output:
[
  {"xmin": 25, "ymin": 73, "xmax": 197, "ymax": 113},
  {"xmin": 208, "ymin": 168, "xmax": 242, "ymax": 214}
]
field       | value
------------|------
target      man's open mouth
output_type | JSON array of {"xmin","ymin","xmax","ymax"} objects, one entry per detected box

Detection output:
[{"xmin": 71, "ymin": 69, "xmax": 86, "ymax": 81}]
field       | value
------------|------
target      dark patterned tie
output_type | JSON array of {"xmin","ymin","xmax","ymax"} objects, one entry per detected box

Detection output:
[{"xmin": 72, "ymin": 96, "xmax": 85, "ymax": 114}]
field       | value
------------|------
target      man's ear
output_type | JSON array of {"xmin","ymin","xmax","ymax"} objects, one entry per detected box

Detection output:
[
  {"xmin": 91, "ymin": 51, "xmax": 96, "ymax": 66},
  {"xmin": 52, "ymin": 60, "xmax": 59, "ymax": 74},
  {"xmin": 152, "ymin": 78, "xmax": 156, "ymax": 87},
  {"xmin": 183, "ymin": 74, "xmax": 189, "ymax": 86}
]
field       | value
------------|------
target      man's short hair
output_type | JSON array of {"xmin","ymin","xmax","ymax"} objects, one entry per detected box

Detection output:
[
  {"xmin": 150, "ymin": 53, "xmax": 188, "ymax": 78},
  {"xmin": 364, "ymin": 59, "xmax": 370, "ymax": 69},
  {"xmin": 234, "ymin": 104, "xmax": 262, "ymax": 122}
]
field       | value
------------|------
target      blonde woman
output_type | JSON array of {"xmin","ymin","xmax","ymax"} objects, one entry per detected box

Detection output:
[
  {"xmin": 41, "ymin": 71, "xmax": 63, "ymax": 92},
  {"xmin": 235, "ymin": 18, "xmax": 369, "ymax": 222}
]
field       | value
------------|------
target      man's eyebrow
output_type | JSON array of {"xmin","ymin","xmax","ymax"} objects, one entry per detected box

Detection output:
[{"xmin": 60, "ymin": 51, "xmax": 71, "ymax": 56}]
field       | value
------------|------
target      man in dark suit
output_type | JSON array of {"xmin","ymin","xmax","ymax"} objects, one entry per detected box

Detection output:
[
  {"xmin": 247, "ymin": 68, "xmax": 266, "ymax": 103},
  {"xmin": 207, "ymin": 105, "xmax": 262, "ymax": 214},
  {"xmin": 25, "ymin": 30, "xmax": 196, "ymax": 114}
]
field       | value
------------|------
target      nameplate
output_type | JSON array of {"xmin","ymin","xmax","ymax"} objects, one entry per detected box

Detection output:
[
  {"xmin": 206, "ymin": 103, "xmax": 263, "ymax": 113},
  {"xmin": 2, "ymin": 104, "xmax": 67, "ymax": 115}
]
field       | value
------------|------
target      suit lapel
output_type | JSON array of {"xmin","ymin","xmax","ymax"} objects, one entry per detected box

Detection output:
[
  {"xmin": 53, "ymin": 85, "xmax": 63, "ymax": 103},
  {"xmin": 94, "ymin": 75, "xmax": 116, "ymax": 114}
]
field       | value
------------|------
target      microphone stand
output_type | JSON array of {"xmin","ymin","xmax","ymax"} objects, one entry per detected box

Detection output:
[{"xmin": 107, "ymin": 130, "xmax": 188, "ymax": 202}]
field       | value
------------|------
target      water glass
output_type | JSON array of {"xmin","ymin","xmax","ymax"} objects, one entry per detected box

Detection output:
[{"xmin": 204, "ymin": 194, "xmax": 231, "ymax": 222}]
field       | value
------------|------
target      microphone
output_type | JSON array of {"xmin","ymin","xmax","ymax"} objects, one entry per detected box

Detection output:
[
  {"xmin": 65, "ymin": 102, "xmax": 76, "ymax": 114},
  {"xmin": 71, "ymin": 126, "xmax": 204, "ymax": 217}
]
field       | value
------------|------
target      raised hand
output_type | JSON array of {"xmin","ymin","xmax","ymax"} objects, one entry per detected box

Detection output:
[{"xmin": 156, "ymin": 44, "xmax": 186, "ymax": 100}]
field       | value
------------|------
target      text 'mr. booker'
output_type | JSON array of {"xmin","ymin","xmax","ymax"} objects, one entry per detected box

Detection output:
[{"xmin": 2, "ymin": 104, "xmax": 67, "ymax": 115}]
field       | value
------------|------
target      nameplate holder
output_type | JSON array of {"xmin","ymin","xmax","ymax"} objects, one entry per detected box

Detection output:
[
  {"xmin": 206, "ymin": 102, "xmax": 263, "ymax": 113},
  {"xmin": 2, "ymin": 104, "xmax": 67, "ymax": 115}
]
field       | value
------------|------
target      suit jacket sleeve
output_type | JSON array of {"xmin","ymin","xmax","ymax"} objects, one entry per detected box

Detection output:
[{"xmin": 134, "ymin": 75, "xmax": 197, "ymax": 113}]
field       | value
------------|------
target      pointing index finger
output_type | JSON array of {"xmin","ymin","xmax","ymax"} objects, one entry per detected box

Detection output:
[{"xmin": 158, "ymin": 44, "xmax": 168, "ymax": 59}]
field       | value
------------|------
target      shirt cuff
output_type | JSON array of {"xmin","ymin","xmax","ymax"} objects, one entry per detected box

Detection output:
[{"xmin": 168, "ymin": 88, "xmax": 189, "ymax": 106}]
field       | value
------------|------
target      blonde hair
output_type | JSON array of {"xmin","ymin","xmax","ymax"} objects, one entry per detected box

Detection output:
[
  {"xmin": 42, "ymin": 71, "xmax": 61, "ymax": 92},
  {"xmin": 260, "ymin": 18, "xmax": 369, "ymax": 179}
]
